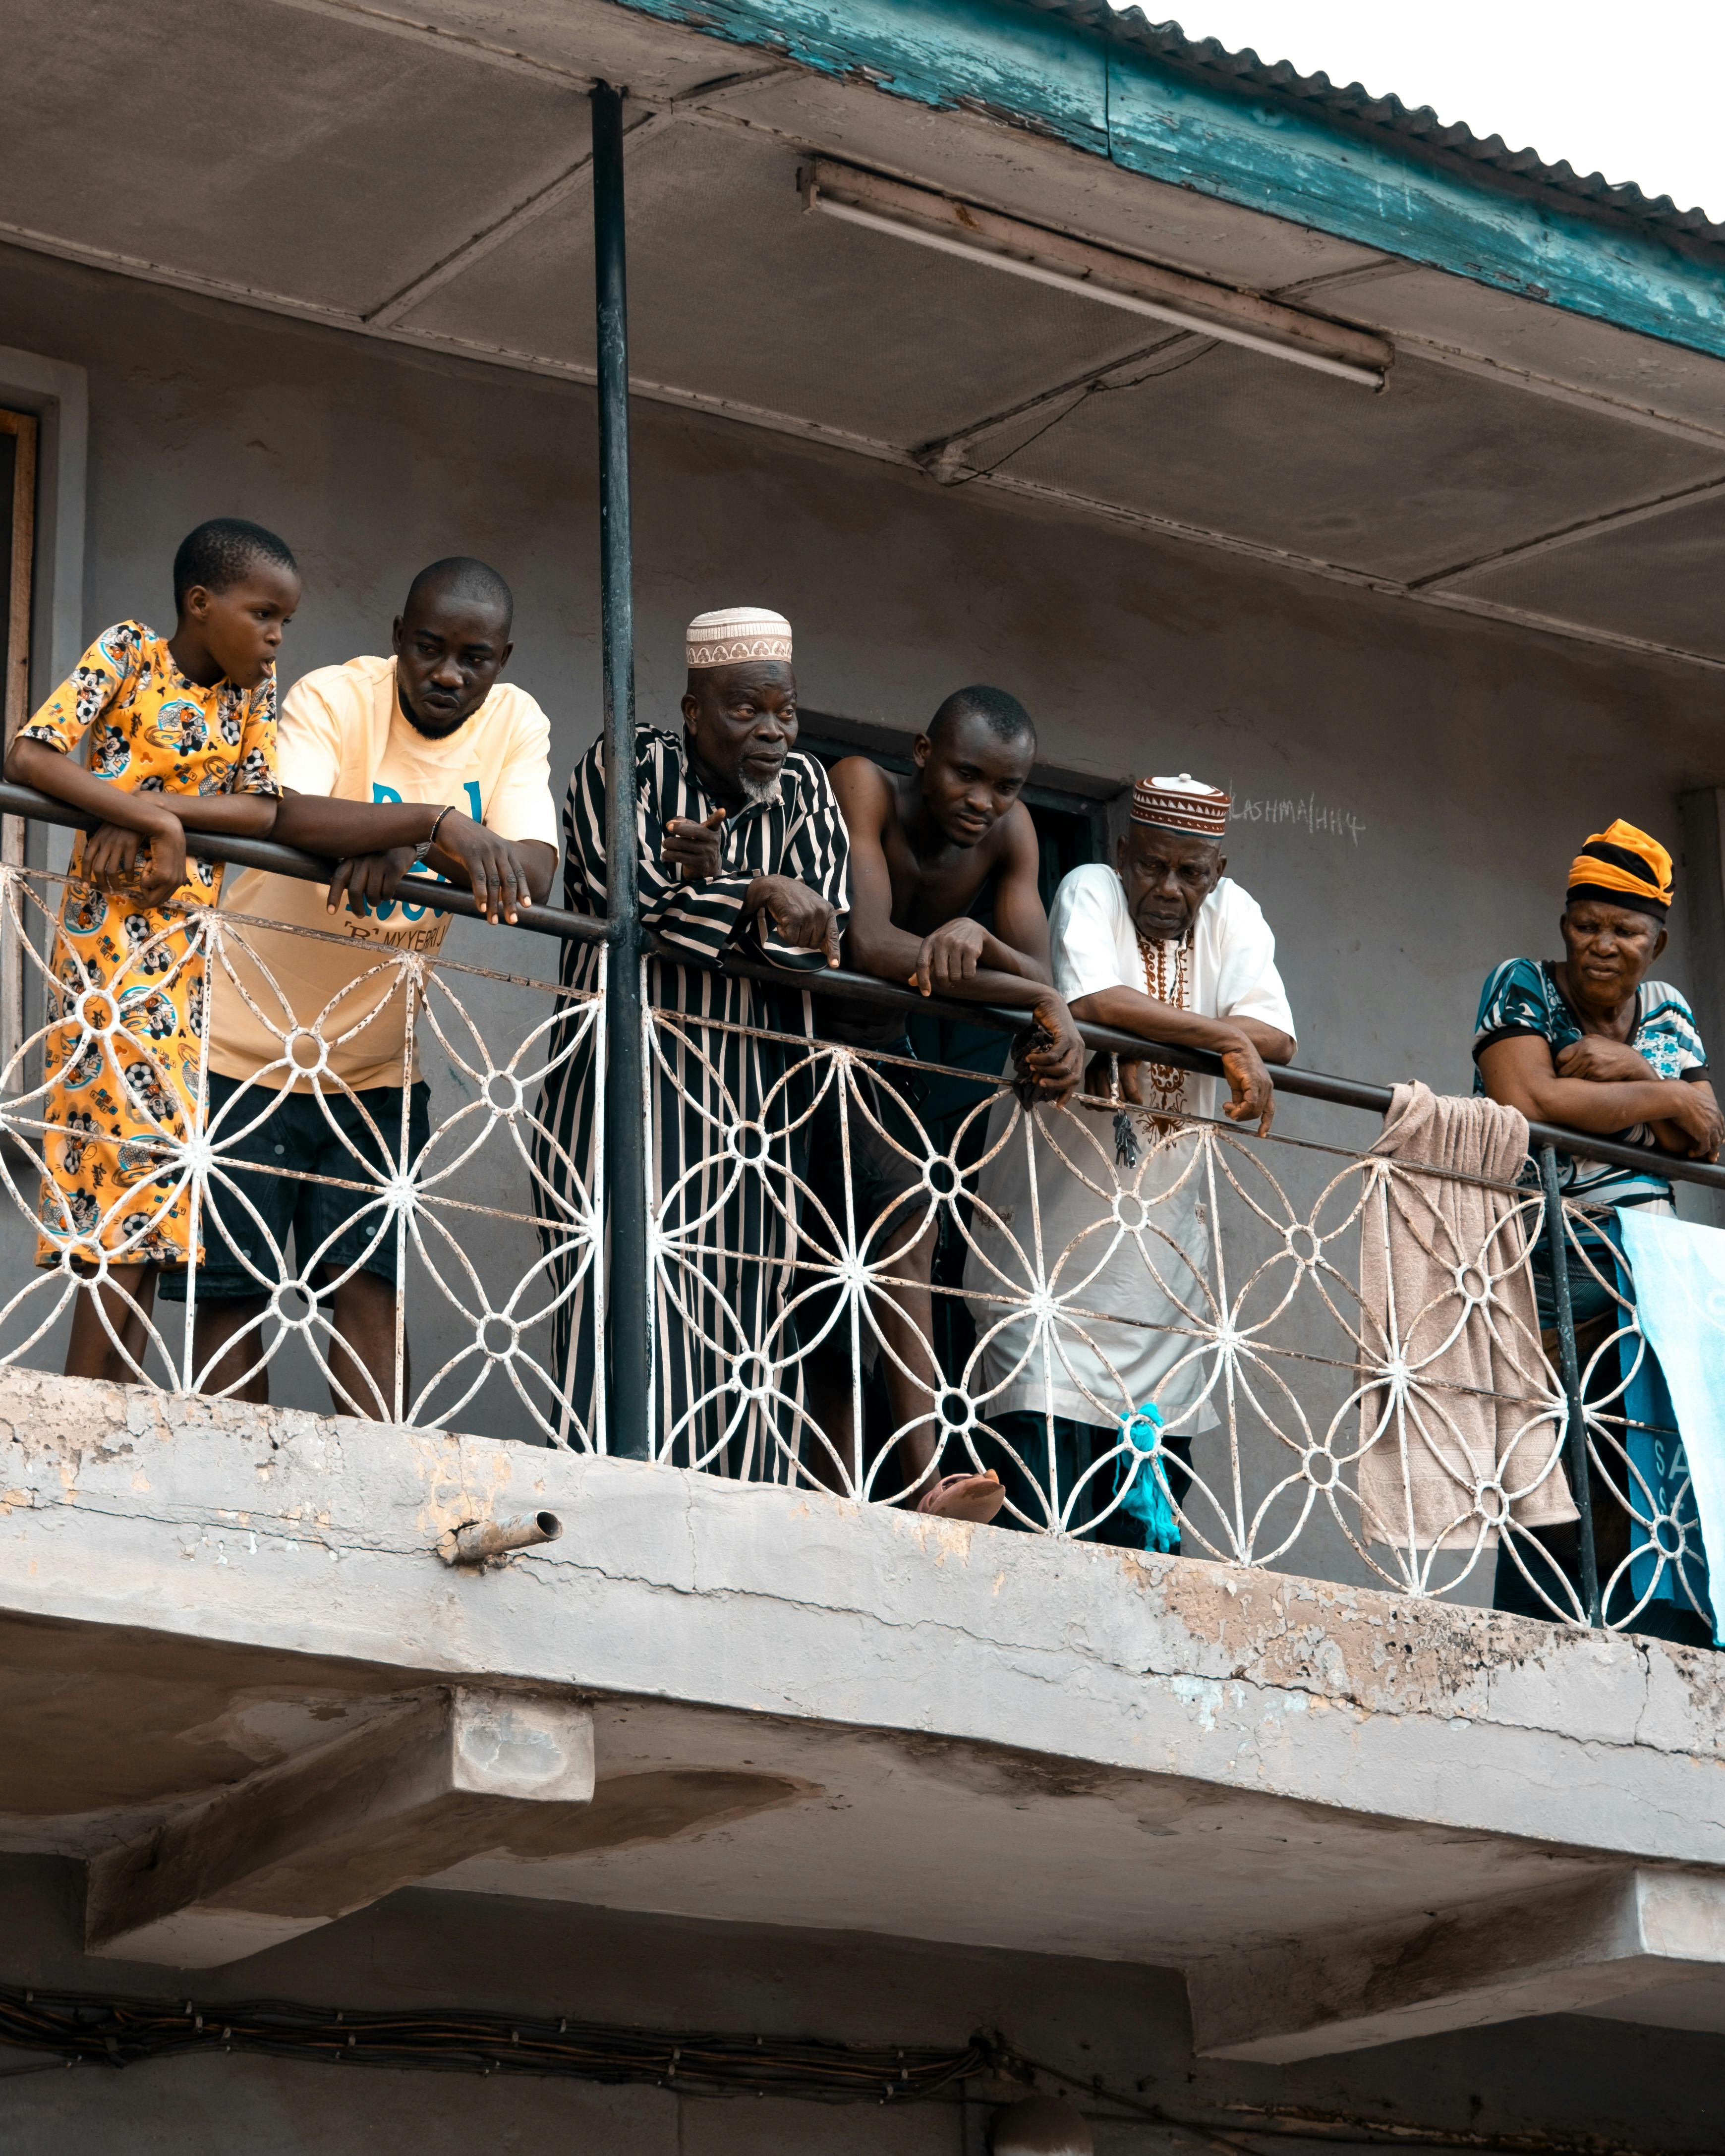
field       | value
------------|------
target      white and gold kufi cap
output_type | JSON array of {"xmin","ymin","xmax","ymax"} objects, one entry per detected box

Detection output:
[
  {"xmin": 1131, "ymin": 773, "xmax": 1231, "ymax": 837},
  {"xmin": 685, "ymin": 607, "xmax": 793, "ymax": 669}
]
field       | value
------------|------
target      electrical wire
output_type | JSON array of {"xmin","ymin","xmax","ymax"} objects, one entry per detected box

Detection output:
[
  {"xmin": 944, "ymin": 335, "xmax": 1220, "ymax": 487},
  {"xmin": 0, "ymin": 1982, "xmax": 992, "ymax": 2103},
  {"xmin": 1015, "ymin": 2054, "xmax": 1706, "ymax": 2156},
  {"xmin": 0, "ymin": 1987, "xmax": 1705, "ymax": 2155}
]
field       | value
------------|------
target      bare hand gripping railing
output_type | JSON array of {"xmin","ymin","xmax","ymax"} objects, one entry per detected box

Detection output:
[
  {"xmin": 4, "ymin": 782, "xmax": 1707, "ymax": 1185},
  {"xmin": 0, "ymin": 781, "xmax": 1714, "ymax": 1639}
]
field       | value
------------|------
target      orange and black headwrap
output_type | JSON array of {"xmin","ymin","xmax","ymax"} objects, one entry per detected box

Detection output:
[{"xmin": 1566, "ymin": 819, "xmax": 1673, "ymax": 921}]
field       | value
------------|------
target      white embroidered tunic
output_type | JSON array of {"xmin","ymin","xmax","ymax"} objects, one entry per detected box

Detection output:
[{"xmin": 963, "ymin": 865, "xmax": 1294, "ymax": 1434}]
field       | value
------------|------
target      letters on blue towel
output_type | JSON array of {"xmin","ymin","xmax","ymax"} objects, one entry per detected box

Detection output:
[{"xmin": 1614, "ymin": 1208, "xmax": 1725, "ymax": 1645}]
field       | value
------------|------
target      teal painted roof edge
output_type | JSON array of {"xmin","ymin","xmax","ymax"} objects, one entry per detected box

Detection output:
[
  {"xmin": 1076, "ymin": 1, "xmax": 1725, "ymax": 246},
  {"xmin": 610, "ymin": 0, "xmax": 1725, "ymax": 363}
]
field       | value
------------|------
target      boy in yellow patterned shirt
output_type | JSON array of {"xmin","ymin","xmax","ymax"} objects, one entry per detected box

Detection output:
[{"xmin": 6, "ymin": 519, "xmax": 299, "ymax": 1382}]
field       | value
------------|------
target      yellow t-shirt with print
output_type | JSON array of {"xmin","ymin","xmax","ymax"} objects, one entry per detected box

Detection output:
[{"xmin": 207, "ymin": 654, "xmax": 557, "ymax": 1092}]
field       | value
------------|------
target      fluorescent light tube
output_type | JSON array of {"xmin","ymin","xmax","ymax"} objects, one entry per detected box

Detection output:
[{"xmin": 802, "ymin": 160, "xmax": 1391, "ymax": 390}]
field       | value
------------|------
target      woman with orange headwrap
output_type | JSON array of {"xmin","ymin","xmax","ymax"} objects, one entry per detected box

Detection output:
[{"xmin": 1473, "ymin": 819, "xmax": 1721, "ymax": 1639}]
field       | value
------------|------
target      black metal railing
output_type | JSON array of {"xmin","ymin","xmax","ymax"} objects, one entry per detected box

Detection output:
[{"xmin": 8, "ymin": 775, "xmax": 1718, "ymax": 1193}]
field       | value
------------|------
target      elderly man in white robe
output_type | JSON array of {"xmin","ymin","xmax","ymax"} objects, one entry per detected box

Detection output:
[{"xmin": 962, "ymin": 775, "xmax": 1295, "ymax": 1547}]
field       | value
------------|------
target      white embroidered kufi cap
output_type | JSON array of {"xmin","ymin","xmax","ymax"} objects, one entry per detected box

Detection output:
[
  {"xmin": 1131, "ymin": 772, "xmax": 1231, "ymax": 837},
  {"xmin": 685, "ymin": 607, "xmax": 793, "ymax": 669}
]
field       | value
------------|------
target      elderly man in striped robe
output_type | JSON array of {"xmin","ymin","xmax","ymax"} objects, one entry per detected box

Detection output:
[{"xmin": 532, "ymin": 608, "xmax": 850, "ymax": 1474}]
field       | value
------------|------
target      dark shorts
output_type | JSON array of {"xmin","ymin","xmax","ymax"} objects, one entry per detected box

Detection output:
[
  {"xmin": 159, "ymin": 1071, "xmax": 431, "ymax": 1303},
  {"xmin": 800, "ymin": 1040, "xmax": 928, "ymax": 1260},
  {"xmin": 1530, "ymin": 1206, "xmax": 1631, "ymax": 1331}
]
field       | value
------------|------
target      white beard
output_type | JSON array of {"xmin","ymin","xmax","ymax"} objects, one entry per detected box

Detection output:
[{"xmin": 739, "ymin": 771, "xmax": 784, "ymax": 808}]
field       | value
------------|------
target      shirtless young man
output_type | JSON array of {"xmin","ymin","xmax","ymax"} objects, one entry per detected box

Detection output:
[{"xmin": 803, "ymin": 685, "xmax": 1084, "ymax": 1522}]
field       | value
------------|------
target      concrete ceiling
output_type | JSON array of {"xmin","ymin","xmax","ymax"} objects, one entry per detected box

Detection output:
[
  {"xmin": 430, "ymin": 1695, "xmax": 1607, "ymax": 1965},
  {"xmin": 3, "ymin": 0, "xmax": 1725, "ymax": 668},
  {"xmin": 0, "ymin": 1609, "xmax": 1639, "ymax": 1967},
  {"xmin": 8, "ymin": 1611, "xmax": 1725, "ymax": 2049}
]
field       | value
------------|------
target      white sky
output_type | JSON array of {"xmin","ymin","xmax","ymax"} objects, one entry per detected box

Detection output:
[{"xmin": 1111, "ymin": 3, "xmax": 1725, "ymax": 220}]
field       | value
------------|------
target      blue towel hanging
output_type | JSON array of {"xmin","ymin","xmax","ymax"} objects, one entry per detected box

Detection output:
[{"xmin": 1613, "ymin": 1245, "xmax": 1715, "ymax": 1632}]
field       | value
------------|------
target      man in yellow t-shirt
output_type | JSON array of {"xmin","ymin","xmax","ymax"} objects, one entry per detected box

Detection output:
[{"xmin": 162, "ymin": 557, "xmax": 558, "ymax": 1418}]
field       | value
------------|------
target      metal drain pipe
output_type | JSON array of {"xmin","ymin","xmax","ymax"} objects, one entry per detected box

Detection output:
[{"xmin": 440, "ymin": 1512, "xmax": 565, "ymax": 1566}]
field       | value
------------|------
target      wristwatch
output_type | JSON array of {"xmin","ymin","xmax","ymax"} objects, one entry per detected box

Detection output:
[{"xmin": 413, "ymin": 803, "xmax": 453, "ymax": 865}]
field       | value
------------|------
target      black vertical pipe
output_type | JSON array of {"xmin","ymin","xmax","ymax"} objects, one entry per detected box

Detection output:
[
  {"xmin": 593, "ymin": 81, "xmax": 651, "ymax": 1461},
  {"xmin": 1539, "ymin": 1142, "xmax": 1601, "ymax": 1625}
]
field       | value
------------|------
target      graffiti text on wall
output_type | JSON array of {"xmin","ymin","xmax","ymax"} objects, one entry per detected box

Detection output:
[{"xmin": 1232, "ymin": 794, "xmax": 1364, "ymax": 845}]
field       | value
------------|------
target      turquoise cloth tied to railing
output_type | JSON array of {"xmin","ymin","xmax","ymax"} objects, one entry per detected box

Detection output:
[{"xmin": 1114, "ymin": 1401, "xmax": 1180, "ymax": 1554}]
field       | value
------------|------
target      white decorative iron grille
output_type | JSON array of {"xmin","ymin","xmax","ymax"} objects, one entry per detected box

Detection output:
[{"xmin": 0, "ymin": 848, "xmax": 1711, "ymax": 1640}]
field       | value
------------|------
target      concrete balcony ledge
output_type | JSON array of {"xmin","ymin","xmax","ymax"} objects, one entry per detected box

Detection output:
[{"xmin": 3, "ymin": 1366, "xmax": 1725, "ymax": 2060}]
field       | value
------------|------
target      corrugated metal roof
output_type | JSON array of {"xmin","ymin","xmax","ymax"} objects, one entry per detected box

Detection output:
[{"xmin": 1036, "ymin": 1, "xmax": 1725, "ymax": 251}]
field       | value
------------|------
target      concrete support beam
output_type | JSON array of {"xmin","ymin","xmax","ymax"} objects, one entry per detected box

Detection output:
[
  {"xmin": 85, "ymin": 1689, "xmax": 594, "ymax": 1968},
  {"xmin": 1188, "ymin": 1870, "xmax": 1725, "ymax": 2062}
]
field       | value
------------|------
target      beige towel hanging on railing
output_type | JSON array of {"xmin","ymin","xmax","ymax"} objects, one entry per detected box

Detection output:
[{"xmin": 1356, "ymin": 1081, "xmax": 1576, "ymax": 1551}]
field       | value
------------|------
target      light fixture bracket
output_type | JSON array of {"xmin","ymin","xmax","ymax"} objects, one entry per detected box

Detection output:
[{"xmin": 802, "ymin": 159, "xmax": 1391, "ymax": 390}]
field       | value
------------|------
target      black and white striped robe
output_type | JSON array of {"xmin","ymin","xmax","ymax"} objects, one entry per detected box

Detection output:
[{"xmin": 532, "ymin": 726, "xmax": 851, "ymax": 1470}]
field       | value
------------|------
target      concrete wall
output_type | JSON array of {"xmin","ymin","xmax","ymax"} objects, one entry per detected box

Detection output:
[
  {"xmin": 0, "ymin": 240, "xmax": 1722, "ymax": 1459},
  {"xmin": 4, "ymin": 238, "xmax": 1721, "ymax": 1076},
  {"xmin": 2, "ymin": 1857, "xmax": 1721, "ymax": 2154}
]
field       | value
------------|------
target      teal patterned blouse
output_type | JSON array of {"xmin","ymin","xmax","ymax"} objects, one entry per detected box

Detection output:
[{"xmin": 1472, "ymin": 957, "xmax": 1708, "ymax": 1206}]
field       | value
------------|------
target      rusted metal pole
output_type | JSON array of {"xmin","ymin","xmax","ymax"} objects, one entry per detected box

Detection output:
[{"xmin": 592, "ymin": 82, "xmax": 652, "ymax": 1461}]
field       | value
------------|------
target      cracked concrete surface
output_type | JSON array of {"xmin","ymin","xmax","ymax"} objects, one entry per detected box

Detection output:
[{"xmin": 2, "ymin": 1367, "xmax": 1725, "ymax": 2020}]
